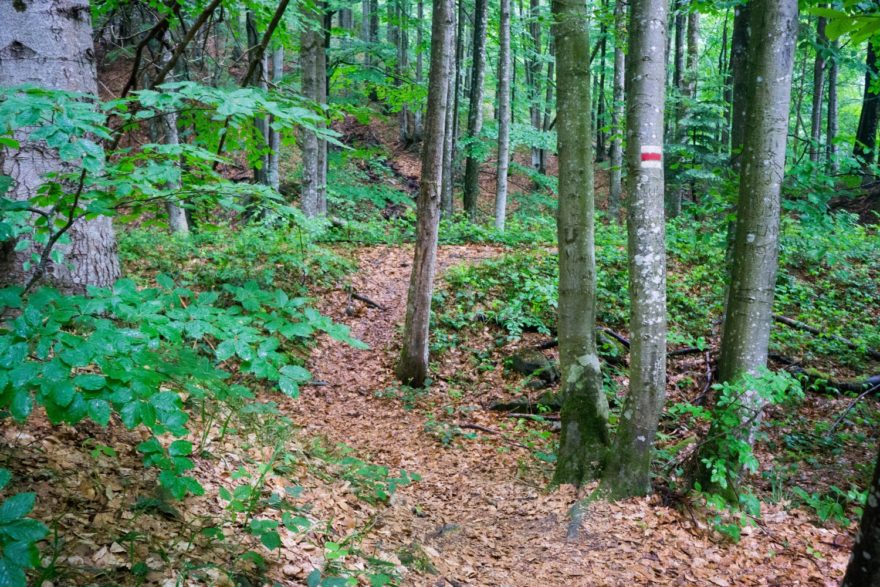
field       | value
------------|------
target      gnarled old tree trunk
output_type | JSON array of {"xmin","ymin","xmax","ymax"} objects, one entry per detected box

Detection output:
[{"xmin": 0, "ymin": 0, "xmax": 120, "ymax": 293}]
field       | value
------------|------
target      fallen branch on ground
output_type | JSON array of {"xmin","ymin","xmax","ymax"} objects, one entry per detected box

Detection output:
[
  {"xmin": 773, "ymin": 314, "xmax": 880, "ymax": 361},
  {"xmin": 352, "ymin": 292, "xmax": 385, "ymax": 310}
]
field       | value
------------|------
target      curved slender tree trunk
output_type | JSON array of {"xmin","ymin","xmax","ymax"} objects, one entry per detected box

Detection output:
[
  {"xmin": 494, "ymin": 0, "xmax": 512, "ymax": 231},
  {"xmin": 441, "ymin": 6, "xmax": 458, "ymax": 217},
  {"xmin": 809, "ymin": 16, "xmax": 827, "ymax": 165},
  {"xmin": 528, "ymin": 0, "xmax": 543, "ymax": 170},
  {"xmin": 462, "ymin": 0, "xmax": 488, "ymax": 221},
  {"xmin": 826, "ymin": 39, "xmax": 839, "ymax": 173},
  {"xmin": 396, "ymin": 0, "xmax": 455, "ymax": 387},
  {"xmin": 268, "ymin": 43, "xmax": 284, "ymax": 192},
  {"xmin": 300, "ymin": 20, "xmax": 320, "ymax": 217},
  {"xmin": 551, "ymin": 0, "xmax": 609, "ymax": 487},
  {"xmin": 603, "ymin": 0, "xmax": 668, "ymax": 499},
  {"xmin": 0, "ymin": 0, "xmax": 120, "ymax": 293},
  {"xmin": 695, "ymin": 0, "xmax": 798, "ymax": 494},
  {"xmin": 608, "ymin": 0, "xmax": 626, "ymax": 223}
]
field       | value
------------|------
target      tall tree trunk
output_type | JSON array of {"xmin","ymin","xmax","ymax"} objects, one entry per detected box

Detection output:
[
  {"xmin": 855, "ymin": 42, "xmax": 880, "ymax": 181},
  {"xmin": 398, "ymin": 0, "xmax": 412, "ymax": 144},
  {"xmin": 673, "ymin": 0, "xmax": 685, "ymax": 129},
  {"xmin": 396, "ymin": 0, "xmax": 455, "ymax": 387},
  {"xmin": 494, "ymin": 0, "xmax": 512, "ymax": 231},
  {"xmin": 362, "ymin": 0, "xmax": 372, "ymax": 65},
  {"xmin": 595, "ymin": 14, "xmax": 608, "ymax": 162},
  {"xmin": 841, "ymin": 439, "xmax": 880, "ymax": 587},
  {"xmin": 0, "ymin": 0, "xmax": 120, "ymax": 293},
  {"xmin": 157, "ymin": 43, "xmax": 189, "ymax": 235},
  {"xmin": 602, "ymin": 0, "xmax": 668, "ymax": 498},
  {"xmin": 414, "ymin": 0, "xmax": 424, "ymax": 140},
  {"xmin": 827, "ymin": 39, "xmax": 839, "ymax": 173},
  {"xmin": 528, "ymin": 0, "xmax": 543, "ymax": 169},
  {"xmin": 299, "ymin": 14, "xmax": 321, "ymax": 217},
  {"xmin": 608, "ymin": 0, "xmax": 626, "ymax": 223},
  {"xmin": 317, "ymin": 7, "xmax": 329, "ymax": 214},
  {"xmin": 551, "ymin": 0, "xmax": 609, "ymax": 487},
  {"xmin": 268, "ymin": 43, "xmax": 283, "ymax": 192},
  {"xmin": 809, "ymin": 16, "xmax": 827, "ymax": 165},
  {"xmin": 462, "ymin": 0, "xmax": 489, "ymax": 221},
  {"xmin": 451, "ymin": 0, "xmax": 466, "ymax": 183},
  {"xmin": 695, "ymin": 0, "xmax": 798, "ymax": 494},
  {"xmin": 441, "ymin": 5, "xmax": 458, "ymax": 217},
  {"xmin": 729, "ymin": 2, "xmax": 751, "ymax": 168},
  {"xmin": 539, "ymin": 39, "xmax": 555, "ymax": 174},
  {"xmin": 247, "ymin": 11, "xmax": 270, "ymax": 186}
]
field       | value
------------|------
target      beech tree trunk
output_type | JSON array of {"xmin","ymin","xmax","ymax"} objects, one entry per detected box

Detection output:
[
  {"xmin": 441, "ymin": 5, "xmax": 458, "ymax": 217},
  {"xmin": 595, "ymin": 16, "xmax": 607, "ymax": 162},
  {"xmin": 528, "ymin": 0, "xmax": 543, "ymax": 170},
  {"xmin": 696, "ymin": 0, "xmax": 798, "ymax": 493},
  {"xmin": 729, "ymin": 2, "xmax": 751, "ymax": 168},
  {"xmin": 494, "ymin": 0, "xmax": 512, "ymax": 231},
  {"xmin": 855, "ymin": 42, "xmax": 879, "ymax": 180},
  {"xmin": 551, "ymin": 0, "xmax": 609, "ymax": 487},
  {"xmin": 827, "ymin": 39, "xmax": 839, "ymax": 173},
  {"xmin": 268, "ymin": 43, "xmax": 283, "ymax": 192},
  {"xmin": 462, "ymin": 0, "xmax": 488, "ymax": 221},
  {"xmin": 300, "ymin": 12, "xmax": 321, "ymax": 217},
  {"xmin": 396, "ymin": 0, "xmax": 455, "ymax": 386},
  {"xmin": 608, "ymin": 0, "xmax": 626, "ymax": 223},
  {"xmin": 246, "ymin": 11, "xmax": 270, "ymax": 187},
  {"xmin": 809, "ymin": 16, "xmax": 827, "ymax": 165},
  {"xmin": 0, "ymin": 0, "xmax": 120, "ymax": 293},
  {"xmin": 602, "ymin": 0, "xmax": 668, "ymax": 499},
  {"xmin": 842, "ymin": 439, "xmax": 880, "ymax": 587}
]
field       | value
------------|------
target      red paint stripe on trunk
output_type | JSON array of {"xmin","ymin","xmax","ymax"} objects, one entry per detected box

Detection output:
[{"xmin": 640, "ymin": 152, "xmax": 662, "ymax": 161}]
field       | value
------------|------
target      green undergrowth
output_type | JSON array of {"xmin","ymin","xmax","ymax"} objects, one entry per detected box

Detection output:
[{"xmin": 433, "ymin": 211, "xmax": 879, "ymax": 368}]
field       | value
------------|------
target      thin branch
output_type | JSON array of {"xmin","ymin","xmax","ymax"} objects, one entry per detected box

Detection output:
[
  {"xmin": 151, "ymin": 0, "xmax": 224, "ymax": 88},
  {"xmin": 241, "ymin": 0, "xmax": 293, "ymax": 86}
]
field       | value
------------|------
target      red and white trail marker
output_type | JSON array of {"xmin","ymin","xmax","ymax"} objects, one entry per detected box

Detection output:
[{"xmin": 640, "ymin": 145, "xmax": 662, "ymax": 169}]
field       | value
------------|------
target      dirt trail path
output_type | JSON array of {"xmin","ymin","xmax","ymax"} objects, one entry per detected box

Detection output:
[{"xmin": 289, "ymin": 245, "xmax": 848, "ymax": 586}]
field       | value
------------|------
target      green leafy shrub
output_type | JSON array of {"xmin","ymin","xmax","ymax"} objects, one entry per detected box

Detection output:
[{"xmin": 0, "ymin": 469, "xmax": 48, "ymax": 586}]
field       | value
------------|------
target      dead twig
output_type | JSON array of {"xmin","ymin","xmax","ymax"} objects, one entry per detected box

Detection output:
[
  {"xmin": 352, "ymin": 292, "xmax": 385, "ymax": 310},
  {"xmin": 773, "ymin": 314, "xmax": 880, "ymax": 361},
  {"xmin": 455, "ymin": 422, "xmax": 531, "ymax": 450}
]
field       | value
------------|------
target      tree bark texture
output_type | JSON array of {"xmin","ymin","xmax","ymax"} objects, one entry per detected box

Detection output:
[
  {"xmin": 494, "ymin": 0, "xmax": 512, "ymax": 231},
  {"xmin": 697, "ymin": 0, "xmax": 798, "ymax": 492},
  {"xmin": 0, "ymin": 0, "xmax": 120, "ymax": 293},
  {"xmin": 441, "ymin": 4, "xmax": 458, "ymax": 217},
  {"xmin": 603, "ymin": 0, "xmax": 668, "ymax": 499},
  {"xmin": 550, "ymin": 0, "xmax": 609, "ymax": 487},
  {"xmin": 729, "ymin": 2, "xmax": 751, "ymax": 168},
  {"xmin": 608, "ymin": 0, "xmax": 626, "ymax": 223},
  {"xmin": 809, "ymin": 16, "xmax": 827, "ymax": 165},
  {"xmin": 827, "ymin": 39, "xmax": 839, "ymax": 172},
  {"xmin": 396, "ymin": 0, "xmax": 455, "ymax": 387},
  {"xmin": 299, "ymin": 17, "xmax": 320, "ymax": 217},
  {"xmin": 462, "ymin": 0, "xmax": 488, "ymax": 221},
  {"xmin": 268, "ymin": 43, "xmax": 283, "ymax": 192}
]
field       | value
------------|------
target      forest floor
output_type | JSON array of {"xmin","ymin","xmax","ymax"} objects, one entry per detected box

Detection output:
[{"xmin": 277, "ymin": 244, "xmax": 852, "ymax": 586}]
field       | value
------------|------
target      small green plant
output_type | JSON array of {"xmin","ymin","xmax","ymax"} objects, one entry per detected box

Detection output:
[
  {"xmin": 0, "ymin": 468, "xmax": 48, "ymax": 586},
  {"xmin": 792, "ymin": 485, "xmax": 865, "ymax": 527}
]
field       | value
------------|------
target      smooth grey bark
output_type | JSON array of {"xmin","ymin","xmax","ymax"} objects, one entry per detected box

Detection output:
[
  {"xmin": 494, "ymin": 0, "xmax": 512, "ymax": 231},
  {"xmin": 317, "ymin": 7, "xmax": 328, "ymax": 214},
  {"xmin": 696, "ymin": 0, "xmax": 798, "ymax": 493},
  {"xmin": 842, "ymin": 439, "xmax": 880, "ymax": 587},
  {"xmin": 602, "ymin": 0, "xmax": 668, "ymax": 499},
  {"xmin": 441, "ymin": 9, "xmax": 457, "ymax": 217},
  {"xmin": 528, "ymin": 0, "xmax": 543, "ymax": 170},
  {"xmin": 414, "ymin": 0, "xmax": 424, "ymax": 140},
  {"xmin": 156, "ymin": 42, "xmax": 189, "ymax": 234},
  {"xmin": 827, "ymin": 39, "xmax": 839, "ymax": 172},
  {"xmin": 300, "ymin": 20, "xmax": 320, "ymax": 217},
  {"xmin": 268, "ymin": 43, "xmax": 283, "ymax": 192},
  {"xmin": 539, "ymin": 39, "xmax": 555, "ymax": 174},
  {"xmin": 398, "ymin": 0, "xmax": 412, "ymax": 144},
  {"xmin": 809, "ymin": 16, "xmax": 827, "ymax": 165},
  {"xmin": 550, "ymin": 0, "xmax": 609, "ymax": 487},
  {"xmin": 0, "ymin": 0, "xmax": 120, "ymax": 293},
  {"xmin": 462, "ymin": 0, "xmax": 488, "ymax": 221},
  {"xmin": 396, "ymin": 0, "xmax": 455, "ymax": 387},
  {"xmin": 595, "ymin": 12, "xmax": 608, "ymax": 162},
  {"xmin": 608, "ymin": 0, "xmax": 626, "ymax": 222},
  {"xmin": 729, "ymin": 2, "xmax": 751, "ymax": 168}
]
